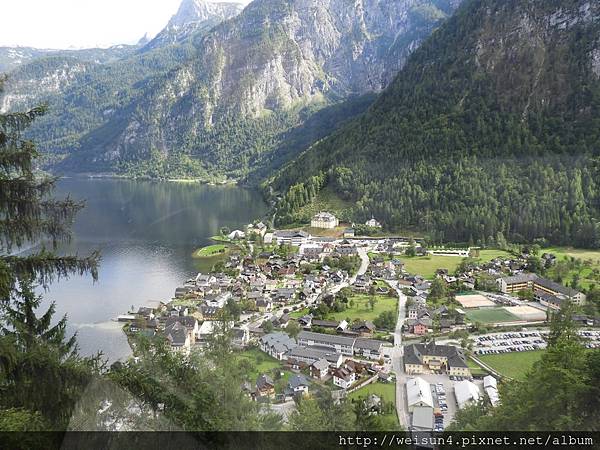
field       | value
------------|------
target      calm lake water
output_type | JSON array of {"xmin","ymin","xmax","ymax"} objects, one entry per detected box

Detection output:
[{"xmin": 34, "ymin": 178, "xmax": 267, "ymax": 362}]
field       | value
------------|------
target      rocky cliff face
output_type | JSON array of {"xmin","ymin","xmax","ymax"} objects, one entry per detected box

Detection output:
[
  {"xmin": 143, "ymin": 0, "xmax": 244, "ymax": 51},
  {"xmin": 0, "ymin": 57, "xmax": 91, "ymax": 113},
  {"xmin": 72, "ymin": 0, "xmax": 461, "ymax": 175}
]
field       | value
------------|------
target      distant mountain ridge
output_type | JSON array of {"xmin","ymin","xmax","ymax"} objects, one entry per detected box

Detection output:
[
  {"xmin": 0, "ymin": 44, "xmax": 140, "ymax": 73},
  {"xmin": 142, "ymin": 0, "xmax": 245, "ymax": 51},
  {"xmin": 27, "ymin": 0, "xmax": 460, "ymax": 179}
]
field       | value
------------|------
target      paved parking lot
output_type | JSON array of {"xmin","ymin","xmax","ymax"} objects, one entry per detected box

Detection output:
[
  {"xmin": 473, "ymin": 329, "xmax": 600, "ymax": 355},
  {"xmin": 417, "ymin": 374, "xmax": 458, "ymax": 428}
]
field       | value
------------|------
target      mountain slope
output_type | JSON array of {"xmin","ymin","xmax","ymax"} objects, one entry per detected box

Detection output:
[
  {"xmin": 15, "ymin": 0, "xmax": 461, "ymax": 178},
  {"xmin": 270, "ymin": 0, "xmax": 600, "ymax": 247},
  {"xmin": 142, "ymin": 0, "xmax": 244, "ymax": 51},
  {"xmin": 0, "ymin": 44, "xmax": 141, "ymax": 73},
  {"xmin": 0, "ymin": 0, "xmax": 245, "ymax": 166}
]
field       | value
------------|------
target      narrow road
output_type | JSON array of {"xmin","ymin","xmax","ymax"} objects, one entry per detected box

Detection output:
[{"xmin": 388, "ymin": 281, "xmax": 409, "ymax": 429}]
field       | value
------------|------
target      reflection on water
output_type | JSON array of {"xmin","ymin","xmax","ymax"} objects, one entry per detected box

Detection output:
[{"xmin": 37, "ymin": 178, "xmax": 267, "ymax": 362}]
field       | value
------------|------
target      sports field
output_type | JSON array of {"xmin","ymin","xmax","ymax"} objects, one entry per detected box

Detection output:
[
  {"xmin": 465, "ymin": 307, "xmax": 519, "ymax": 324},
  {"xmin": 504, "ymin": 305, "xmax": 546, "ymax": 321},
  {"xmin": 456, "ymin": 294, "xmax": 496, "ymax": 308},
  {"xmin": 478, "ymin": 350, "xmax": 544, "ymax": 380}
]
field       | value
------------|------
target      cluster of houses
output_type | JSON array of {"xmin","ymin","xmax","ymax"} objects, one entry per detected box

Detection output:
[
  {"xmin": 368, "ymin": 255, "xmax": 404, "ymax": 280},
  {"xmin": 404, "ymin": 304, "xmax": 465, "ymax": 335},
  {"xmin": 122, "ymin": 239, "xmax": 366, "ymax": 355},
  {"xmin": 128, "ymin": 304, "xmax": 247, "ymax": 354},
  {"xmin": 258, "ymin": 330, "xmax": 392, "ymax": 390},
  {"xmin": 245, "ymin": 372, "xmax": 312, "ymax": 402}
]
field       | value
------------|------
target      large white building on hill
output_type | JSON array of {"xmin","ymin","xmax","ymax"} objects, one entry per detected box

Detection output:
[{"xmin": 311, "ymin": 212, "xmax": 339, "ymax": 229}]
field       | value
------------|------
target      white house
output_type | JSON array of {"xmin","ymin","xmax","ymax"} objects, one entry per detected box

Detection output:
[
  {"xmin": 247, "ymin": 222, "xmax": 267, "ymax": 237},
  {"xmin": 165, "ymin": 322, "xmax": 191, "ymax": 355},
  {"xmin": 273, "ymin": 230, "xmax": 310, "ymax": 246},
  {"xmin": 259, "ymin": 332, "xmax": 298, "ymax": 360},
  {"xmin": 454, "ymin": 380, "xmax": 481, "ymax": 409},
  {"xmin": 332, "ymin": 365, "xmax": 356, "ymax": 389},
  {"xmin": 228, "ymin": 230, "xmax": 245, "ymax": 240},
  {"xmin": 406, "ymin": 377, "xmax": 434, "ymax": 412},
  {"xmin": 365, "ymin": 218, "xmax": 382, "ymax": 228}
]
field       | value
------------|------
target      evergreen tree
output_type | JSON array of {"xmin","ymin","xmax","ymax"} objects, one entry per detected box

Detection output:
[
  {"xmin": 451, "ymin": 306, "xmax": 600, "ymax": 430},
  {"xmin": 0, "ymin": 78, "xmax": 101, "ymax": 430}
]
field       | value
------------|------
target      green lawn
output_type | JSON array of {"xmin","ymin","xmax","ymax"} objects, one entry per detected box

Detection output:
[
  {"xmin": 546, "ymin": 246, "xmax": 600, "ymax": 261},
  {"xmin": 328, "ymin": 294, "xmax": 398, "ymax": 322},
  {"xmin": 295, "ymin": 185, "xmax": 353, "ymax": 220},
  {"xmin": 193, "ymin": 244, "xmax": 231, "ymax": 258},
  {"xmin": 474, "ymin": 249, "xmax": 512, "ymax": 262},
  {"xmin": 400, "ymin": 255, "xmax": 465, "ymax": 279},
  {"xmin": 236, "ymin": 348, "xmax": 286, "ymax": 381},
  {"xmin": 369, "ymin": 252, "xmax": 393, "ymax": 261},
  {"xmin": 289, "ymin": 308, "xmax": 310, "ymax": 319},
  {"xmin": 478, "ymin": 350, "xmax": 544, "ymax": 380},
  {"xmin": 210, "ymin": 235, "xmax": 231, "ymax": 243},
  {"xmin": 465, "ymin": 307, "xmax": 519, "ymax": 324},
  {"xmin": 545, "ymin": 246, "xmax": 600, "ymax": 290},
  {"xmin": 348, "ymin": 382, "xmax": 399, "ymax": 429},
  {"xmin": 467, "ymin": 357, "xmax": 490, "ymax": 377}
]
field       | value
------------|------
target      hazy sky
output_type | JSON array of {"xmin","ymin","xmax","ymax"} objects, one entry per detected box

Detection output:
[{"xmin": 0, "ymin": 0, "xmax": 251, "ymax": 49}]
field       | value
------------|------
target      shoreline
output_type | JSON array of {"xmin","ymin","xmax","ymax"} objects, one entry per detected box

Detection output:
[{"xmin": 56, "ymin": 172, "xmax": 241, "ymax": 186}]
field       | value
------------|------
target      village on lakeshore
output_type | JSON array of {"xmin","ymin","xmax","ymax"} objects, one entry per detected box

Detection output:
[{"xmin": 118, "ymin": 211, "xmax": 600, "ymax": 431}]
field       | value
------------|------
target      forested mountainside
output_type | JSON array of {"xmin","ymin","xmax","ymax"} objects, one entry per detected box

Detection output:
[
  {"xmin": 1, "ymin": 0, "xmax": 461, "ymax": 179},
  {"xmin": 0, "ymin": 44, "xmax": 141, "ymax": 73},
  {"xmin": 270, "ymin": 0, "xmax": 600, "ymax": 248},
  {"xmin": 0, "ymin": 0, "xmax": 247, "ymax": 169}
]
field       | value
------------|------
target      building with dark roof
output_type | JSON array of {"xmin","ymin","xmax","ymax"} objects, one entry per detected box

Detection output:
[
  {"xmin": 498, "ymin": 274, "xmax": 586, "ymax": 306},
  {"xmin": 354, "ymin": 338, "xmax": 385, "ymax": 360},
  {"xmin": 273, "ymin": 230, "xmax": 310, "ymax": 246},
  {"xmin": 259, "ymin": 332, "xmax": 298, "ymax": 360},
  {"xmin": 285, "ymin": 346, "xmax": 343, "ymax": 367},
  {"xmin": 298, "ymin": 331, "xmax": 355, "ymax": 355},
  {"xmin": 403, "ymin": 343, "xmax": 470, "ymax": 377},
  {"xmin": 164, "ymin": 322, "xmax": 190, "ymax": 354}
]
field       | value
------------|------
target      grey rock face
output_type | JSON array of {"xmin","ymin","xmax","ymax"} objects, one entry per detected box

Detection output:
[
  {"xmin": 93, "ymin": 0, "xmax": 460, "ymax": 167},
  {"xmin": 143, "ymin": 0, "xmax": 244, "ymax": 50}
]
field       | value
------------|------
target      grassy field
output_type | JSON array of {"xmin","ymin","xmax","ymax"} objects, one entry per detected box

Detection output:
[
  {"xmin": 235, "ymin": 348, "xmax": 286, "ymax": 382},
  {"xmin": 474, "ymin": 249, "xmax": 513, "ymax": 262},
  {"xmin": 465, "ymin": 307, "xmax": 520, "ymax": 324},
  {"xmin": 328, "ymin": 293, "xmax": 398, "ymax": 322},
  {"xmin": 295, "ymin": 185, "xmax": 353, "ymax": 218},
  {"xmin": 348, "ymin": 382, "xmax": 399, "ymax": 428},
  {"xmin": 478, "ymin": 350, "xmax": 544, "ymax": 380},
  {"xmin": 400, "ymin": 255, "xmax": 465, "ymax": 279},
  {"xmin": 546, "ymin": 246, "xmax": 600, "ymax": 261},
  {"xmin": 210, "ymin": 235, "xmax": 231, "ymax": 243},
  {"xmin": 289, "ymin": 292, "xmax": 397, "ymax": 323},
  {"xmin": 545, "ymin": 246, "xmax": 600, "ymax": 290},
  {"xmin": 467, "ymin": 357, "xmax": 489, "ymax": 377},
  {"xmin": 289, "ymin": 308, "xmax": 310, "ymax": 319},
  {"xmin": 303, "ymin": 226, "xmax": 347, "ymax": 238},
  {"xmin": 193, "ymin": 244, "xmax": 231, "ymax": 258}
]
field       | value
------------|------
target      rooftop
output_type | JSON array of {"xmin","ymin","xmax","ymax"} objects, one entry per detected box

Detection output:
[{"xmin": 298, "ymin": 330, "xmax": 356, "ymax": 347}]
